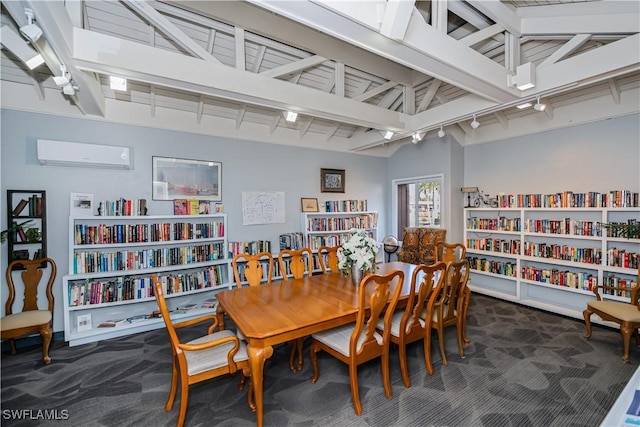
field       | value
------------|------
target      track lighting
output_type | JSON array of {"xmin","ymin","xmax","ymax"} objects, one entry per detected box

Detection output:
[
  {"xmin": 411, "ymin": 131, "xmax": 424, "ymax": 144},
  {"xmin": 470, "ymin": 115, "xmax": 480, "ymax": 129},
  {"xmin": 0, "ymin": 25, "xmax": 44, "ymax": 70},
  {"xmin": 283, "ymin": 111, "xmax": 298, "ymax": 122},
  {"xmin": 19, "ymin": 8, "xmax": 42, "ymax": 43},
  {"xmin": 517, "ymin": 102, "xmax": 532, "ymax": 109},
  {"xmin": 53, "ymin": 64, "xmax": 70, "ymax": 87},
  {"xmin": 534, "ymin": 96, "xmax": 546, "ymax": 112},
  {"xmin": 110, "ymin": 76, "xmax": 127, "ymax": 91},
  {"xmin": 438, "ymin": 126, "xmax": 445, "ymax": 138},
  {"xmin": 383, "ymin": 131, "xmax": 394, "ymax": 140}
]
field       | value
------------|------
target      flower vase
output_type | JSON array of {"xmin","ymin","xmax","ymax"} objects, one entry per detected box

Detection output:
[{"xmin": 350, "ymin": 265, "xmax": 364, "ymax": 286}]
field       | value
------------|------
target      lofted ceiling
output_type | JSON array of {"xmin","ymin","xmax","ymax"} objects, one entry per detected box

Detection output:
[{"xmin": 1, "ymin": 0, "xmax": 638, "ymax": 157}]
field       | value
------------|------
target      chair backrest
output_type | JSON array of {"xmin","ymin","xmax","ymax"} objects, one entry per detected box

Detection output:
[
  {"xmin": 278, "ymin": 248, "xmax": 313, "ymax": 280},
  {"xmin": 397, "ymin": 227, "xmax": 446, "ymax": 265},
  {"xmin": 438, "ymin": 259, "xmax": 470, "ymax": 321},
  {"xmin": 351, "ymin": 269, "xmax": 404, "ymax": 355},
  {"xmin": 5, "ymin": 258, "xmax": 57, "ymax": 316},
  {"xmin": 400, "ymin": 262, "xmax": 447, "ymax": 335},
  {"xmin": 318, "ymin": 245, "xmax": 341, "ymax": 274},
  {"xmin": 152, "ymin": 275, "xmax": 182, "ymax": 349},
  {"xmin": 435, "ymin": 242, "xmax": 466, "ymax": 265},
  {"xmin": 232, "ymin": 252, "xmax": 274, "ymax": 287}
]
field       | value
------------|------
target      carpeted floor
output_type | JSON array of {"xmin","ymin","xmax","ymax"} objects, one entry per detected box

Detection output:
[{"xmin": 2, "ymin": 294, "xmax": 637, "ymax": 426}]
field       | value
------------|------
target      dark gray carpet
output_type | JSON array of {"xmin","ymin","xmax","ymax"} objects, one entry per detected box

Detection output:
[{"xmin": 2, "ymin": 294, "xmax": 637, "ymax": 426}]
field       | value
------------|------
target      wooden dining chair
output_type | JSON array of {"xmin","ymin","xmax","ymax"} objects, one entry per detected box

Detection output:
[
  {"xmin": 318, "ymin": 245, "xmax": 341, "ymax": 274},
  {"xmin": 278, "ymin": 247, "xmax": 314, "ymax": 372},
  {"xmin": 309, "ymin": 269, "xmax": 405, "ymax": 415},
  {"xmin": 152, "ymin": 276, "xmax": 254, "ymax": 427},
  {"xmin": 232, "ymin": 252, "xmax": 274, "ymax": 288},
  {"xmin": 427, "ymin": 259, "xmax": 470, "ymax": 366},
  {"xmin": 435, "ymin": 241, "xmax": 471, "ymax": 343},
  {"xmin": 1, "ymin": 258, "xmax": 57, "ymax": 365},
  {"xmin": 378, "ymin": 262, "xmax": 447, "ymax": 387}
]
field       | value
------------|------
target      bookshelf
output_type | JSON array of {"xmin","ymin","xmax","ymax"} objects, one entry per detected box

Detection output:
[
  {"xmin": 6, "ymin": 190, "xmax": 47, "ymax": 265},
  {"xmin": 62, "ymin": 214, "xmax": 231, "ymax": 346},
  {"xmin": 464, "ymin": 205, "xmax": 639, "ymax": 324}
]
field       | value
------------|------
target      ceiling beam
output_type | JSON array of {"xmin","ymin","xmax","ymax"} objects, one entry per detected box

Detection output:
[
  {"xmin": 260, "ymin": 55, "xmax": 327, "ymax": 78},
  {"xmin": 380, "ymin": 0, "xmax": 414, "ymax": 40}
]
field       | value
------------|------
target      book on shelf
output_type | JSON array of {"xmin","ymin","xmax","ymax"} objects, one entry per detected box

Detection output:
[
  {"xmin": 98, "ymin": 319, "xmax": 127, "ymax": 328},
  {"xmin": 174, "ymin": 199, "xmax": 188, "ymax": 215},
  {"xmin": 201, "ymin": 298, "xmax": 217, "ymax": 309},
  {"xmin": 126, "ymin": 314, "xmax": 149, "ymax": 323},
  {"xmin": 188, "ymin": 200, "xmax": 199, "ymax": 215},
  {"xmin": 12, "ymin": 199, "xmax": 29, "ymax": 216},
  {"xmin": 15, "ymin": 223, "xmax": 27, "ymax": 242},
  {"xmin": 174, "ymin": 303, "xmax": 198, "ymax": 313},
  {"xmin": 199, "ymin": 200, "xmax": 210, "ymax": 214}
]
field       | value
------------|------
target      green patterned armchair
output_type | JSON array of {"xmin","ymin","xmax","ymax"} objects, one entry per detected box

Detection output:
[{"xmin": 397, "ymin": 227, "xmax": 447, "ymax": 265}]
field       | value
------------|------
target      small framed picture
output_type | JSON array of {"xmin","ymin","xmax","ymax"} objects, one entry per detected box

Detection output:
[
  {"xmin": 301, "ymin": 198, "xmax": 319, "ymax": 212},
  {"xmin": 76, "ymin": 313, "xmax": 92, "ymax": 332},
  {"xmin": 321, "ymin": 168, "xmax": 345, "ymax": 193}
]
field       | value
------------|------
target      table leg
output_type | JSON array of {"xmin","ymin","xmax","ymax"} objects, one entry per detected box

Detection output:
[{"xmin": 248, "ymin": 343, "xmax": 273, "ymax": 427}]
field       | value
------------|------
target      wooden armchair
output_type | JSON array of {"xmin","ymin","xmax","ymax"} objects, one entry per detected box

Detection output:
[
  {"xmin": 397, "ymin": 227, "xmax": 446, "ymax": 265},
  {"xmin": 318, "ymin": 245, "xmax": 341, "ymax": 274},
  {"xmin": 278, "ymin": 247, "xmax": 314, "ymax": 372},
  {"xmin": 378, "ymin": 262, "xmax": 446, "ymax": 387},
  {"xmin": 152, "ymin": 276, "xmax": 254, "ymax": 427},
  {"xmin": 309, "ymin": 269, "xmax": 405, "ymax": 415},
  {"xmin": 2, "ymin": 258, "xmax": 57, "ymax": 365},
  {"xmin": 584, "ymin": 280, "xmax": 640, "ymax": 363}
]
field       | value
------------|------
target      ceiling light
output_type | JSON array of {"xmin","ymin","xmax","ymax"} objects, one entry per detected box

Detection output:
[
  {"xmin": 411, "ymin": 131, "xmax": 423, "ymax": 144},
  {"xmin": 383, "ymin": 131, "xmax": 393, "ymax": 140},
  {"xmin": 515, "ymin": 62, "xmax": 536, "ymax": 90},
  {"xmin": 517, "ymin": 102, "xmax": 532, "ymax": 109},
  {"xmin": 534, "ymin": 96, "xmax": 546, "ymax": 112},
  {"xmin": 110, "ymin": 76, "xmax": 127, "ymax": 91},
  {"xmin": 62, "ymin": 83, "xmax": 76, "ymax": 96},
  {"xmin": 53, "ymin": 64, "xmax": 70, "ymax": 87},
  {"xmin": 438, "ymin": 126, "xmax": 445, "ymax": 138},
  {"xmin": 284, "ymin": 111, "xmax": 298, "ymax": 122},
  {"xmin": 0, "ymin": 25, "xmax": 45, "ymax": 70},
  {"xmin": 470, "ymin": 115, "xmax": 480, "ymax": 129},
  {"xmin": 19, "ymin": 8, "xmax": 42, "ymax": 43}
]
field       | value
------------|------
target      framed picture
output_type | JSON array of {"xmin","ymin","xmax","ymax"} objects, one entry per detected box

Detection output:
[
  {"xmin": 321, "ymin": 168, "xmax": 345, "ymax": 193},
  {"xmin": 301, "ymin": 198, "xmax": 319, "ymax": 212},
  {"xmin": 152, "ymin": 156, "xmax": 222, "ymax": 201},
  {"xmin": 77, "ymin": 313, "xmax": 92, "ymax": 332}
]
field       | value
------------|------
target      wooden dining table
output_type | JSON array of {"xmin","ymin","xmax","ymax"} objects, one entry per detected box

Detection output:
[{"xmin": 216, "ymin": 261, "xmax": 418, "ymax": 427}]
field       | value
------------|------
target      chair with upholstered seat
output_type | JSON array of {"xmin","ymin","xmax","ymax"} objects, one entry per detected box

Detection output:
[
  {"xmin": 309, "ymin": 269, "xmax": 405, "ymax": 415},
  {"xmin": 584, "ymin": 280, "xmax": 640, "ymax": 363},
  {"xmin": 435, "ymin": 241, "xmax": 471, "ymax": 343},
  {"xmin": 152, "ymin": 276, "xmax": 254, "ymax": 427},
  {"xmin": 318, "ymin": 245, "xmax": 341, "ymax": 274},
  {"xmin": 378, "ymin": 262, "xmax": 446, "ymax": 387},
  {"xmin": 397, "ymin": 227, "xmax": 446, "ymax": 265},
  {"xmin": 232, "ymin": 252, "xmax": 274, "ymax": 288},
  {"xmin": 2, "ymin": 258, "xmax": 57, "ymax": 365},
  {"xmin": 278, "ymin": 247, "xmax": 314, "ymax": 372},
  {"xmin": 428, "ymin": 259, "xmax": 470, "ymax": 366}
]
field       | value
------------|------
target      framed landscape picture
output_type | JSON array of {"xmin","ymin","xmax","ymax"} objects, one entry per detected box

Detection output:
[
  {"xmin": 321, "ymin": 168, "xmax": 345, "ymax": 193},
  {"xmin": 152, "ymin": 157, "xmax": 222, "ymax": 201}
]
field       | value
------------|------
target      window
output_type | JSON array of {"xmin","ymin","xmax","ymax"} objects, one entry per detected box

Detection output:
[{"xmin": 393, "ymin": 175, "xmax": 443, "ymax": 237}]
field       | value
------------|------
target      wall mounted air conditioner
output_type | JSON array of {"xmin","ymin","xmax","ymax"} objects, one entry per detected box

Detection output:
[{"xmin": 37, "ymin": 139, "xmax": 131, "ymax": 169}]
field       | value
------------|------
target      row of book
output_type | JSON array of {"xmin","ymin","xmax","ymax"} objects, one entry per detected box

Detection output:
[
  {"xmin": 524, "ymin": 219, "xmax": 602, "ymax": 237},
  {"xmin": 68, "ymin": 266, "xmax": 224, "ymax": 307},
  {"xmin": 279, "ymin": 233, "xmax": 305, "ymax": 250},
  {"xmin": 522, "ymin": 242, "xmax": 602, "ymax": 264},
  {"xmin": 307, "ymin": 231, "xmax": 374, "ymax": 251},
  {"xmin": 520, "ymin": 266, "xmax": 597, "ymax": 290},
  {"xmin": 466, "ymin": 238, "xmax": 521, "ymax": 255},
  {"xmin": 72, "ymin": 243, "xmax": 226, "ymax": 274},
  {"xmin": 495, "ymin": 190, "xmax": 639, "ymax": 209},
  {"xmin": 467, "ymin": 217, "xmax": 521, "ymax": 232},
  {"xmin": 306, "ymin": 213, "xmax": 378, "ymax": 232},
  {"xmin": 467, "ymin": 257, "xmax": 517, "ymax": 277},
  {"xmin": 173, "ymin": 199, "xmax": 224, "ymax": 215},
  {"xmin": 605, "ymin": 249, "xmax": 639, "ymax": 269},
  {"xmin": 228, "ymin": 240, "xmax": 272, "ymax": 257},
  {"xmin": 324, "ymin": 200, "xmax": 368, "ymax": 212},
  {"xmin": 74, "ymin": 221, "xmax": 225, "ymax": 245},
  {"xmin": 97, "ymin": 199, "xmax": 147, "ymax": 216},
  {"xmin": 606, "ymin": 220, "xmax": 640, "ymax": 238},
  {"xmin": 12, "ymin": 195, "xmax": 43, "ymax": 217}
]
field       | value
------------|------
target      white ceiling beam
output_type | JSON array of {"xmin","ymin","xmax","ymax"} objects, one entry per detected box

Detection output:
[
  {"xmin": 236, "ymin": 105, "xmax": 246, "ymax": 129},
  {"xmin": 235, "ymin": 27, "xmax": 245, "ymax": 71},
  {"xmin": 466, "ymin": 0, "xmax": 522, "ymax": 37},
  {"xmin": 404, "ymin": 86, "xmax": 415, "ymax": 115},
  {"xmin": 416, "ymin": 79, "xmax": 441, "ymax": 113},
  {"xmin": 448, "ymin": 0, "xmax": 493, "ymax": 31},
  {"xmin": 539, "ymin": 34, "xmax": 592, "ymax": 67},
  {"xmin": 335, "ymin": 62, "xmax": 345, "ymax": 97},
  {"xmin": 299, "ymin": 117, "xmax": 312, "ymax": 138},
  {"xmin": 380, "ymin": 0, "xmax": 415, "ymax": 40},
  {"xmin": 459, "ymin": 24, "xmax": 505, "ymax": 48},
  {"xmin": 521, "ymin": 14, "xmax": 640, "ymax": 35},
  {"xmin": 260, "ymin": 55, "xmax": 327, "ymax": 78},
  {"xmin": 431, "ymin": 0, "xmax": 447, "ymax": 34},
  {"xmin": 71, "ymin": 28, "xmax": 405, "ymax": 131},
  {"xmin": 609, "ymin": 78, "xmax": 621, "ymax": 105},
  {"xmin": 354, "ymin": 80, "xmax": 398, "ymax": 102},
  {"xmin": 196, "ymin": 95, "xmax": 204, "ymax": 124}
]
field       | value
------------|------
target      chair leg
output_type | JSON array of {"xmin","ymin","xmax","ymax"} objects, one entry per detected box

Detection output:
[
  {"xmin": 456, "ymin": 321, "xmax": 465, "ymax": 359},
  {"xmin": 309, "ymin": 341, "xmax": 321, "ymax": 384},
  {"xmin": 583, "ymin": 309, "xmax": 593, "ymax": 339},
  {"xmin": 381, "ymin": 348, "xmax": 392, "ymax": 399},
  {"xmin": 289, "ymin": 338, "xmax": 304, "ymax": 372},
  {"xmin": 40, "ymin": 324, "xmax": 53, "ymax": 365},
  {"xmin": 349, "ymin": 363, "xmax": 362, "ymax": 416},
  {"xmin": 462, "ymin": 291, "xmax": 471, "ymax": 345},
  {"xmin": 9, "ymin": 338, "xmax": 17, "ymax": 355},
  {"xmin": 424, "ymin": 328, "xmax": 435, "ymax": 376},
  {"xmin": 398, "ymin": 341, "xmax": 411, "ymax": 388},
  {"xmin": 166, "ymin": 355, "xmax": 179, "ymax": 411},
  {"xmin": 176, "ymin": 371, "xmax": 190, "ymax": 427},
  {"xmin": 245, "ymin": 373, "xmax": 256, "ymax": 412},
  {"xmin": 237, "ymin": 373, "xmax": 246, "ymax": 390},
  {"xmin": 437, "ymin": 325, "xmax": 448, "ymax": 366},
  {"xmin": 621, "ymin": 322, "xmax": 633, "ymax": 363}
]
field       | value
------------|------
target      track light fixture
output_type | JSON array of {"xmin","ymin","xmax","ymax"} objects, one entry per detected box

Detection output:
[
  {"xmin": 110, "ymin": 76, "xmax": 127, "ymax": 91},
  {"xmin": 19, "ymin": 8, "xmax": 42, "ymax": 43},
  {"xmin": 534, "ymin": 96, "xmax": 546, "ymax": 112},
  {"xmin": 470, "ymin": 115, "xmax": 480, "ymax": 129},
  {"xmin": 53, "ymin": 64, "xmax": 70, "ymax": 87},
  {"xmin": 438, "ymin": 126, "xmax": 445, "ymax": 138},
  {"xmin": 0, "ymin": 25, "xmax": 44, "ymax": 70},
  {"xmin": 283, "ymin": 111, "xmax": 298, "ymax": 122},
  {"xmin": 411, "ymin": 131, "xmax": 424, "ymax": 144},
  {"xmin": 383, "ymin": 130, "xmax": 394, "ymax": 140}
]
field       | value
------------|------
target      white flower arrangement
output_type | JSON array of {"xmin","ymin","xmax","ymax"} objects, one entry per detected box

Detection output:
[{"xmin": 337, "ymin": 229, "xmax": 378, "ymax": 273}]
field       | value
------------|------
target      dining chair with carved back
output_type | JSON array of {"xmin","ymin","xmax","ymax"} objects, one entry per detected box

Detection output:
[
  {"xmin": 2, "ymin": 257, "xmax": 57, "ymax": 365},
  {"xmin": 232, "ymin": 252, "xmax": 274, "ymax": 288},
  {"xmin": 278, "ymin": 247, "xmax": 314, "ymax": 372},
  {"xmin": 309, "ymin": 269, "xmax": 405, "ymax": 415},
  {"xmin": 377, "ymin": 261, "xmax": 447, "ymax": 387},
  {"xmin": 435, "ymin": 241, "xmax": 471, "ymax": 344},
  {"xmin": 151, "ymin": 275, "xmax": 254, "ymax": 427},
  {"xmin": 318, "ymin": 245, "xmax": 341, "ymax": 274},
  {"xmin": 427, "ymin": 259, "xmax": 470, "ymax": 367}
]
